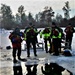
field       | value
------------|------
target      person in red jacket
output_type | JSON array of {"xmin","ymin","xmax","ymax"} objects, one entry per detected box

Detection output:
[
  {"xmin": 9, "ymin": 27, "xmax": 24, "ymax": 63},
  {"xmin": 64, "ymin": 23, "xmax": 75, "ymax": 49}
]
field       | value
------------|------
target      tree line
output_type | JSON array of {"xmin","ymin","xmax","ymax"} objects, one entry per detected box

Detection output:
[{"xmin": 0, "ymin": 1, "xmax": 75, "ymax": 30}]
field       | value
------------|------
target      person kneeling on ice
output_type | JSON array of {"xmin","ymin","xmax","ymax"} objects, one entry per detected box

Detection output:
[{"xmin": 9, "ymin": 27, "xmax": 26, "ymax": 63}]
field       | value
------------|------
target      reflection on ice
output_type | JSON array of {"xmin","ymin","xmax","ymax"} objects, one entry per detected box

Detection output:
[{"xmin": 12, "ymin": 62, "xmax": 73, "ymax": 75}]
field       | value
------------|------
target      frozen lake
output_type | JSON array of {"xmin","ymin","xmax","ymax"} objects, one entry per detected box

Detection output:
[
  {"xmin": 0, "ymin": 28, "xmax": 75, "ymax": 50},
  {"xmin": 0, "ymin": 28, "xmax": 75, "ymax": 75}
]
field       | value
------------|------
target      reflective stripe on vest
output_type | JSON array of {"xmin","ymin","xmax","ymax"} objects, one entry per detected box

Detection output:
[
  {"xmin": 52, "ymin": 32, "xmax": 61, "ymax": 38},
  {"xmin": 40, "ymin": 31, "xmax": 51, "ymax": 39},
  {"xmin": 24, "ymin": 34, "xmax": 26, "ymax": 40},
  {"xmin": 52, "ymin": 35, "xmax": 58, "ymax": 38},
  {"xmin": 43, "ymin": 33, "xmax": 51, "ymax": 39},
  {"xmin": 58, "ymin": 32, "xmax": 62, "ymax": 38}
]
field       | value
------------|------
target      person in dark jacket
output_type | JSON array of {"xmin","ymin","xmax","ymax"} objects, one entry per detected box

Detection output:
[
  {"xmin": 24, "ymin": 26, "xmax": 38, "ymax": 57},
  {"xmin": 51, "ymin": 22, "xmax": 65, "ymax": 53},
  {"xmin": 9, "ymin": 27, "xmax": 25, "ymax": 63},
  {"xmin": 64, "ymin": 23, "xmax": 75, "ymax": 49}
]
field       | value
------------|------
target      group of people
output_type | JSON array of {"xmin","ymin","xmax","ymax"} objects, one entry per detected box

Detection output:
[{"xmin": 9, "ymin": 22, "xmax": 75, "ymax": 63}]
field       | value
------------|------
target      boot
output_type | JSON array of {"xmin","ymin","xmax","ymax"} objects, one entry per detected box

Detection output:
[
  {"xmin": 34, "ymin": 54, "xmax": 37, "ymax": 57},
  {"xmin": 13, "ymin": 58, "xmax": 17, "ymax": 63}
]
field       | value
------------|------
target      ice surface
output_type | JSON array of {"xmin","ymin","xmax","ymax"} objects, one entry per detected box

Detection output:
[{"xmin": 0, "ymin": 29, "xmax": 75, "ymax": 75}]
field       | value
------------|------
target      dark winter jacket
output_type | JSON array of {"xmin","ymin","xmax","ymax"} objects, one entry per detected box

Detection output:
[{"xmin": 9, "ymin": 32, "xmax": 23, "ymax": 48}]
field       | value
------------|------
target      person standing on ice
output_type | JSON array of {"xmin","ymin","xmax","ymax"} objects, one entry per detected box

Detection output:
[
  {"xmin": 40, "ymin": 27, "xmax": 52, "ymax": 53},
  {"xmin": 51, "ymin": 22, "xmax": 64, "ymax": 53},
  {"xmin": 9, "ymin": 27, "xmax": 25, "ymax": 63},
  {"xmin": 64, "ymin": 23, "xmax": 75, "ymax": 50},
  {"xmin": 24, "ymin": 24, "xmax": 38, "ymax": 57},
  {"xmin": 51, "ymin": 22, "xmax": 62, "ymax": 55}
]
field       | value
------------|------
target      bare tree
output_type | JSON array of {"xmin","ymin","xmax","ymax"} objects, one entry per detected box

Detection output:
[
  {"xmin": 56, "ymin": 13, "xmax": 63, "ymax": 23},
  {"xmin": 18, "ymin": 5, "xmax": 27, "ymax": 26},
  {"xmin": 62, "ymin": 1, "xmax": 71, "ymax": 19},
  {"xmin": 40, "ymin": 6, "xmax": 54, "ymax": 26},
  {"xmin": 1, "ymin": 4, "xmax": 13, "ymax": 29}
]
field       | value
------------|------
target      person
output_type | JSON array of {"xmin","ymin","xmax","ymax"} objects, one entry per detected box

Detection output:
[
  {"xmin": 51, "ymin": 22, "xmax": 64, "ymax": 53},
  {"xmin": 40, "ymin": 27, "xmax": 52, "ymax": 53},
  {"xmin": 64, "ymin": 23, "xmax": 75, "ymax": 49},
  {"xmin": 51, "ymin": 22, "xmax": 62, "ymax": 55},
  {"xmin": 24, "ymin": 25, "xmax": 38, "ymax": 57},
  {"xmin": 9, "ymin": 27, "xmax": 25, "ymax": 63}
]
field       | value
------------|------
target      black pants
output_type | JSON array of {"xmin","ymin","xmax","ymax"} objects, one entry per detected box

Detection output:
[
  {"xmin": 58, "ymin": 38, "xmax": 61, "ymax": 52},
  {"xmin": 52, "ymin": 38, "xmax": 59, "ymax": 55},
  {"xmin": 65, "ymin": 36, "xmax": 72, "ymax": 49},
  {"xmin": 13, "ymin": 47, "xmax": 21, "ymax": 59},
  {"xmin": 44, "ymin": 38, "xmax": 51, "ymax": 53},
  {"xmin": 26, "ymin": 39, "xmax": 37, "ymax": 56}
]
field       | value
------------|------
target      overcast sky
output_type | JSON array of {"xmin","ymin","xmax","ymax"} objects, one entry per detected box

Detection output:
[{"xmin": 0, "ymin": 0, "xmax": 75, "ymax": 17}]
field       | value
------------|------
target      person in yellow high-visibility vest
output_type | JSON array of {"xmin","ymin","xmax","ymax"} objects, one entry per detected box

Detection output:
[
  {"xmin": 51, "ymin": 22, "xmax": 64, "ymax": 55},
  {"xmin": 51, "ymin": 28, "xmax": 61, "ymax": 55},
  {"xmin": 51, "ymin": 29, "xmax": 59, "ymax": 55},
  {"xmin": 40, "ymin": 27, "xmax": 52, "ymax": 53},
  {"xmin": 24, "ymin": 25, "xmax": 38, "ymax": 57}
]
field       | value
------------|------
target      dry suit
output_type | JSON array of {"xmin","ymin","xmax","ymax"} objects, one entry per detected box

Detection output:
[
  {"xmin": 24, "ymin": 27, "xmax": 37, "ymax": 57},
  {"xmin": 9, "ymin": 28, "xmax": 24, "ymax": 62}
]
